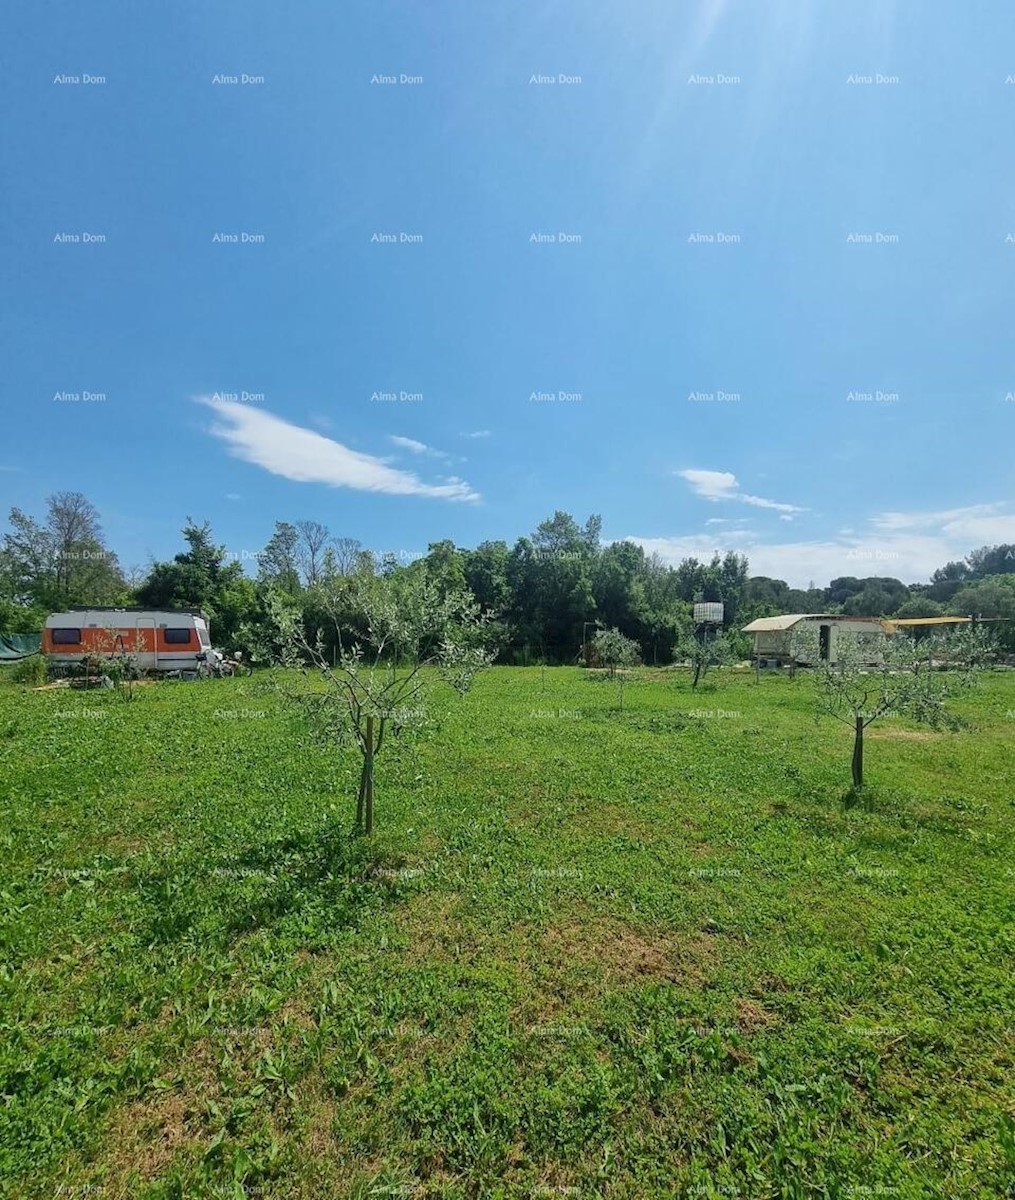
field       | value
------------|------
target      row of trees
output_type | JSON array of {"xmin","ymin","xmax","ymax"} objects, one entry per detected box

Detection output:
[{"xmin": 3, "ymin": 495, "xmax": 1014, "ymax": 658}]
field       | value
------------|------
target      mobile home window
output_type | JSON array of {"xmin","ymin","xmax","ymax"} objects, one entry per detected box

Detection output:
[
  {"xmin": 163, "ymin": 627, "xmax": 193, "ymax": 645},
  {"xmin": 51, "ymin": 628, "xmax": 82, "ymax": 645}
]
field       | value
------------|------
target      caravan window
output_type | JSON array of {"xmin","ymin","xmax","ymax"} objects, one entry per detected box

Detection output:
[
  {"xmin": 163, "ymin": 628, "xmax": 193, "ymax": 645},
  {"xmin": 51, "ymin": 628, "xmax": 82, "ymax": 645}
]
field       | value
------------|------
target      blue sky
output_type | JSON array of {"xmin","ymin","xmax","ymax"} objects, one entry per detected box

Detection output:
[{"xmin": 2, "ymin": 0, "xmax": 1013, "ymax": 587}]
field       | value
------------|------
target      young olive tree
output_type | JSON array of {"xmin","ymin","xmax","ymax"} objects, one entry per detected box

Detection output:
[
  {"xmin": 267, "ymin": 571, "xmax": 495, "ymax": 835},
  {"xmin": 674, "ymin": 630, "xmax": 736, "ymax": 689},
  {"xmin": 82, "ymin": 624, "xmax": 146, "ymax": 699},
  {"xmin": 591, "ymin": 626, "xmax": 641, "ymax": 709},
  {"xmin": 811, "ymin": 626, "xmax": 990, "ymax": 791}
]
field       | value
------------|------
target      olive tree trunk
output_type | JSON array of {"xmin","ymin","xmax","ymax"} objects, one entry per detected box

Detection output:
[
  {"xmin": 363, "ymin": 714, "xmax": 375, "ymax": 835},
  {"xmin": 851, "ymin": 716, "xmax": 864, "ymax": 788}
]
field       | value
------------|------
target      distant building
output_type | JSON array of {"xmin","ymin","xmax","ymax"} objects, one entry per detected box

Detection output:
[{"xmin": 741, "ymin": 614, "xmax": 889, "ymax": 666}]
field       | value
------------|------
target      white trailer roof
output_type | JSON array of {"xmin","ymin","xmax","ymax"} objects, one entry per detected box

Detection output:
[
  {"xmin": 741, "ymin": 614, "xmax": 829, "ymax": 632},
  {"xmin": 45, "ymin": 609, "xmax": 209, "ymax": 625},
  {"xmin": 741, "ymin": 614, "xmax": 886, "ymax": 633}
]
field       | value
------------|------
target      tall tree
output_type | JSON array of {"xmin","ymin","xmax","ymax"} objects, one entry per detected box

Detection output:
[
  {"xmin": 593, "ymin": 540, "xmax": 647, "ymax": 635},
  {"xmin": 1, "ymin": 508, "xmax": 55, "ymax": 608},
  {"xmin": 1, "ymin": 493, "xmax": 124, "ymax": 611},
  {"xmin": 423, "ymin": 539, "xmax": 468, "ymax": 598},
  {"xmin": 135, "ymin": 520, "xmax": 255, "ymax": 644},
  {"xmin": 511, "ymin": 513, "xmax": 597, "ymax": 662},
  {"xmin": 950, "ymin": 576, "xmax": 1015, "ymax": 652},
  {"xmin": 718, "ymin": 550, "xmax": 749, "ymax": 627},
  {"xmin": 258, "ymin": 521, "xmax": 301, "ymax": 593},
  {"xmin": 295, "ymin": 520, "xmax": 330, "ymax": 586},
  {"xmin": 965, "ymin": 545, "xmax": 1015, "ymax": 578},
  {"xmin": 927, "ymin": 560, "xmax": 969, "ymax": 604},
  {"xmin": 463, "ymin": 540, "xmax": 511, "ymax": 615},
  {"xmin": 332, "ymin": 537, "xmax": 365, "ymax": 577}
]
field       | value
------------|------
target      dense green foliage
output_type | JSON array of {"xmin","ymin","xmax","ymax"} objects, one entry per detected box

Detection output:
[
  {"xmin": 134, "ymin": 521, "xmax": 258, "ymax": 648},
  {"xmin": 1, "ymin": 666, "xmax": 1013, "ymax": 1197},
  {"xmin": 590, "ymin": 627, "xmax": 641, "ymax": 676}
]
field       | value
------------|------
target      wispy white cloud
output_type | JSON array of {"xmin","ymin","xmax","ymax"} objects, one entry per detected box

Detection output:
[
  {"xmin": 679, "ymin": 468, "xmax": 737, "ymax": 500},
  {"xmin": 198, "ymin": 396, "xmax": 479, "ymax": 503},
  {"xmin": 677, "ymin": 468, "xmax": 806, "ymax": 515},
  {"xmin": 740, "ymin": 494, "xmax": 804, "ymax": 514},
  {"xmin": 868, "ymin": 503, "xmax": 1003, "ymax": 534},
  {"xmin": 461, "ymin": 430, "xmax": 491, "ymax": 439},
  {"xmin": 389, "ymin": 435, "xmax": 450, "ymax": 460},
  {"xmin": 390, "ymin": 435, "xmax": 427, "ymax": 453}
]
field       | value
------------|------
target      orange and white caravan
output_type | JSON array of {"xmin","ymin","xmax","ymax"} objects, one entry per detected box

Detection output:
[{"xmin": 43, "ymin": 607, "xmax": 213, "ymax": 673}]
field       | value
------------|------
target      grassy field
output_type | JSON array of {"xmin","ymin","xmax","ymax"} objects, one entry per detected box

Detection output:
[{"xmin": 1, "ymin": 665, "xmax": 1013, "ymax": 1199}]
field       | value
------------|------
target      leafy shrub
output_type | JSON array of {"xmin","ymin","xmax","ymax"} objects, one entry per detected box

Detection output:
[{"xmin": 10, "ymin": 655, "xmax": 47, "ymax": 686}]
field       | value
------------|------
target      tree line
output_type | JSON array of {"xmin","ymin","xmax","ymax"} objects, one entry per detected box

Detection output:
[{"xmin": 3, "ymin": 493, "xmax": 1014, "ymax": 659}]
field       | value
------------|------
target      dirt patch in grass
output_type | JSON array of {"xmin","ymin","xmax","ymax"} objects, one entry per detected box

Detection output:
[
  {"xmin": 395, "ymin": 888, "xmax": 720, "ymax": 991},
  {"xmin": 296, "ymin": 1080, "xmax": 351, "ymax": 1160},
  {"xmin": 752, "ymin": 973, "xmax": 791, "ymax": 993},
  {"xmin": 394, "ymin": 893, "xmax": 465, "ymax": 963},
  {"xmin": 103, "ymin": 833, "xmax": 149, "ymax": 856},
  {"xmin": 104, "ymin": 1086, "xmax": 204, "ymax": 1183},
  {"xmin": 576, "ymin": 801, "xmax": 660, "ymax": 839},
  {"xmin": 537, "ymin": 916, "xmax": 718, "ymax": 988},
  {"xmin": 733, "ymin": 997, "xmax": 778, "ymax": 1033}
]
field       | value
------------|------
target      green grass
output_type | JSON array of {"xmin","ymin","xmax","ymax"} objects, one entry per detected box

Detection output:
[{"xmin": 1, "ymin": 666, "xmax": 1013, "ymax": 1199}]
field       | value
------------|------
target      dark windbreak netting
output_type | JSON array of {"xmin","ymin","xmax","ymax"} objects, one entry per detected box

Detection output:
[{"xmin": 0, "ymin": 634, "xmax": 41, "ymax": 660}]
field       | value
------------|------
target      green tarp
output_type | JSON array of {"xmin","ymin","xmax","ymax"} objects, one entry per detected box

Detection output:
[{"xmin": 0, "ymin": 634, "xmax": 41, "ymax": 660}]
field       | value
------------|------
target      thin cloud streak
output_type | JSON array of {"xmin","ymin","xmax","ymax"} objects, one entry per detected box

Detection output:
[
  {"xmin": 677, "ymin": 468, "xmax": 806, "ymax": 515},
  {"xmin": 389, "ymin": 435, "xmax": 450, "ymax": 460},
  {"xmin": 198, "ymin": 396, "xmax": 480, "ymax": 503}
]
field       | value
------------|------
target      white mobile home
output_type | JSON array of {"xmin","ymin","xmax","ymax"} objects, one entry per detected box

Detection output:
[
  {"xmin": 43, "ymin": 607, "xmax": 213, "ymax": 673},
  {"xmin": 741, "ymin": 614, "xmax": 889, "ymax": 667}
]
